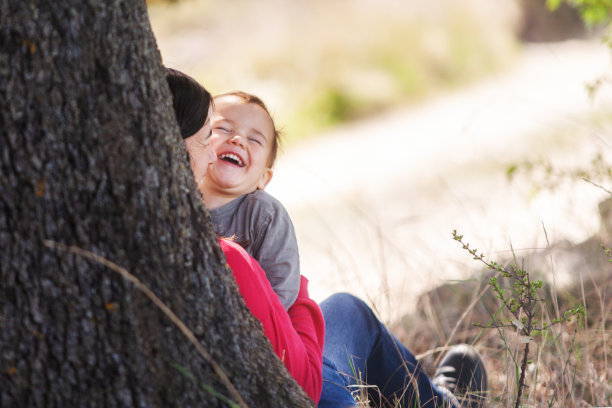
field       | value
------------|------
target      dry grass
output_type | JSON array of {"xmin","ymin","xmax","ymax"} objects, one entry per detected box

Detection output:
[{"xmin": 391, "ymin": 227, "xmax": 612, "ymax": 407}]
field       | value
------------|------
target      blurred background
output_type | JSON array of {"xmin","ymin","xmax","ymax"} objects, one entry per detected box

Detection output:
[{"xmin": 148, "ymin": 0, "xmax": 612, "ymax": 322}]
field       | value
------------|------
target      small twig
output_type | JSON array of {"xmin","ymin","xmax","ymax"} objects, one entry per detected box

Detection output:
[
  {"xmin": 582, "ymin": 177, "xmax": 612, "ymax": 196},
  {"xmin": 515, "ymin": 330, "xmax": 531, "ymax": 408},
  {"xmin": 44, "ymin": 240, "xmax": 249, "ymax": 408},
  {"xmin": 541, "ymin": 221, "xmax": 550, "ymax": 248}
]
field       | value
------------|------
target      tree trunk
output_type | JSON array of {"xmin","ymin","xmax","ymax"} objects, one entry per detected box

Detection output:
[{"xmin": 0, "ymin": 1, "xmax": 314, "ymax": 406}]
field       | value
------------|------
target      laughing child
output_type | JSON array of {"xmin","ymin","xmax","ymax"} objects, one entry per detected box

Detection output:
[{"xmin": 200, "ymin": 91, "xmax": 300, "ymax": 310}]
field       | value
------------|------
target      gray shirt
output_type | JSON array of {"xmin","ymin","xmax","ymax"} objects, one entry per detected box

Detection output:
[{"xmin": 210, "ymin": 190, "xmax": 300, "ymax": 309}]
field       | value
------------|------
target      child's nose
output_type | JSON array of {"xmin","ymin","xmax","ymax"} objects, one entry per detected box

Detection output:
[{"xmin": 229, "ymin": 134, "xmax": 245, "ymax": 148}]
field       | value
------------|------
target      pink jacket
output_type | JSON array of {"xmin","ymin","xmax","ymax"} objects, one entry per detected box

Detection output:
[{"xmin": 220, "ymin": 239, "xmax": 325, "ymax": 403}]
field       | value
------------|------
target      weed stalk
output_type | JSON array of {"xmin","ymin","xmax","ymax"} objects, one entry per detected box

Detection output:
[{"xmin": 452, "ymin": 230, "xmax": 584, "ymax": 408}]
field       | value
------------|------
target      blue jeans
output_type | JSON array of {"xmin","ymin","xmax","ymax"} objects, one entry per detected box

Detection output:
[{"xmin": 318, "ymin": 293, "xmax": 452, "ymax": 408}]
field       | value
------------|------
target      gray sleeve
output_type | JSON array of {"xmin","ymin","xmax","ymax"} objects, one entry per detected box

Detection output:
[{"xmin": 249, "ymin": 197, "xmax": 301, "ymax": 310}]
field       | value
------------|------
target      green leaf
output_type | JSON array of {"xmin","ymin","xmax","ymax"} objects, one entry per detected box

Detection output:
[
  {"xmin": 546, "ymin": 0, "xmax": 562, "ymax": 11},
  {"xmin": 506, "ymin": 164, "xmax": 518, "ymax": 179}
]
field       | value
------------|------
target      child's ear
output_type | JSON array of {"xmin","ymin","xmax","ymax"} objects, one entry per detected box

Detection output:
[{"xmin": 257, "ymin": 168, "xmax": 273, "ymax": 190}]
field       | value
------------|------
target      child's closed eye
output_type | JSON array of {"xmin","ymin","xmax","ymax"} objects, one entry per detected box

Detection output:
[
  {"xmin": 248, "ymin": 137, "xmax": 263, "ymax": 146},
  {"xmin": 215, "ymin": 126, "xmax": 231, "ymax": 134}
]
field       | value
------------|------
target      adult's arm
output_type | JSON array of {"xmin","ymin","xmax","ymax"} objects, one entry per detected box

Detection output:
[{"xmin": 219, "ymin": 239, "xmax": 325, "ymax": 403}]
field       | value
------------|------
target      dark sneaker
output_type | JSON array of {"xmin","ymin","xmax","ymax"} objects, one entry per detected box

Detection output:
[{"xmin": 432, "ymin": 344, "xmax": 488, "ymax": 408}]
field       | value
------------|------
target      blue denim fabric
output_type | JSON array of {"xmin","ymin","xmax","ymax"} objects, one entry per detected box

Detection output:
[{"xmin": 318, "ymin": 293, "xmax": 452, "ymax": 408}]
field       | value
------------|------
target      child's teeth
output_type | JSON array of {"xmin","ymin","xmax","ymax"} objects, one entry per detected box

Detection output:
[{"xmin": 222, "ymin": 153, "xmax": 243, "ymax": 166}]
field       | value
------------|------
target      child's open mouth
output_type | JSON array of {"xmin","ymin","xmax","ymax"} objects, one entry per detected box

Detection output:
[{"xmin": 219, "ymin": 153, "xmax": 244, "ymax": 167}]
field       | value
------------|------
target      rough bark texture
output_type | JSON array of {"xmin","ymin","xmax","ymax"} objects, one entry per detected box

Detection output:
[{"xmin": 0, "ymin": 1, "xmax": 314, "ymax": 407}]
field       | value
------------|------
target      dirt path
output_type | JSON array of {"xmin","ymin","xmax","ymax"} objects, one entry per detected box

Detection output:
[{"xmin": 266, "ymin": 40, "xmax": 612, "ymax": 321}]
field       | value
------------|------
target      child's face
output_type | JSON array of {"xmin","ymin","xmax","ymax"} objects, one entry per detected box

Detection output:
[{"xmin": 205, "ymin": 96, "xmax": 274, "ymax": 196}]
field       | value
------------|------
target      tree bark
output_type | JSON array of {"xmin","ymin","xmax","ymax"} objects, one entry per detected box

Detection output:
[{"xmin": 0, "ymin": 1, "xmax": 314, "ymax": 406}]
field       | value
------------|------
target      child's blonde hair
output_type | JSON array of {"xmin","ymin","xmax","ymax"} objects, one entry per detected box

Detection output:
[{"xmin": 214, "ymin": 91, "xmax": 281, "ymax": 168}]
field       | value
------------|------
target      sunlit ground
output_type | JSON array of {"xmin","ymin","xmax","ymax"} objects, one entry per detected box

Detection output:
[{"xmin": 267, "ymin": 40, "xmax": 612, "ymax": 322}]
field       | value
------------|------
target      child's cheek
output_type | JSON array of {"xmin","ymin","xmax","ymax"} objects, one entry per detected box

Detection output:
[{"xmin": 209, "ymin": 134, "xmax": 223, "ymax": 151}]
